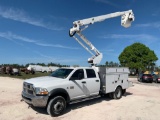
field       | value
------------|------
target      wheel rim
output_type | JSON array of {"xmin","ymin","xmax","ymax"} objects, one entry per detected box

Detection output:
[
  {"xmin": 116, "ymin": 88, "xmax": 121, "ymax": 98},
  {"xmin": 53, "ymin": 100, "xmax": 64, "ymax": 114}
]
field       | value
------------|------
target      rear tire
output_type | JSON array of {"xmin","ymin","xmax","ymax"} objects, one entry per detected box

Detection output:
[
  {"xmin": 113, "ymin": 87, "xmax": 122, "ymax": 99},
  {"xmin": 47, "ymin": 96, "xmax": 66, "ymax": 117}
]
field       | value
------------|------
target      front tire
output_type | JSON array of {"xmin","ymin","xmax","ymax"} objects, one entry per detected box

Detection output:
[
  {"xmin": 113, "ymin": 87, "xmax": 122, "ymax": 99},
  {"xmin": 47, "ymin": 96, "xmax": 66, "ymax": 117}
]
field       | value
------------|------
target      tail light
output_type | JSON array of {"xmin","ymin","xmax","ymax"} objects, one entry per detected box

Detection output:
[
  {"xmin": 143, "ymin": 76, "xmax": 148, "ymax": 79},
  {"xmin": 142, "ymin": 76, "xmax": 152, "ymax": 79}
]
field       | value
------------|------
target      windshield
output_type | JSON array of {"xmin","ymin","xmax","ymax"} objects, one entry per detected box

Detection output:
[{"xmin": 50, "ymin": 68, "xmax": 73, "ymax": 79}]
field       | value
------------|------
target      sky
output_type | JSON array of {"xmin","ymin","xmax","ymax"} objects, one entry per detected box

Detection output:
[{"xmin": 0, "ymin": 0, "xmax": 160, "ymax": 66}]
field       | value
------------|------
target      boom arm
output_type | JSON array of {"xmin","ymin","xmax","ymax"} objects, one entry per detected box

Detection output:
[{"xmin": 69, "ymin": 10, "xmax": 134, "ymax": 65}]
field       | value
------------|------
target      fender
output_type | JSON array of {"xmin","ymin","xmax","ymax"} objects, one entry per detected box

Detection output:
[
  {"xmin": 114, "ymin": 85, "xmax": 122, "ymax": 91},
  {"xmin": 49, "ymin": 88, "xmax": 70, "ymax": 103}
]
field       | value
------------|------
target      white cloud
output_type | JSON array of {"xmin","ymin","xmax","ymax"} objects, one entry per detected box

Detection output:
[
  {"xmin": 35, "ymin": 43, "xmax": 80, "ymax": 50},
  {"xmin": 136, "ymin": 22, "xmax": 160, "ymax": 28},
  {"xmin": 103, "ymin": 52, "xmax": 119, "ymax": 57},
  {"xmin": 17, "ymin": 54, "xmax": 85, "ymax": 64},
  {"xmin": 101, "ymin": 34, "xmax": 158, "ymax": 41},
  {"xmin": 0, "ymin": 6, "xmax": 64, "ymax": 31},
  {"xmin": 152, "ymin": 10, "xmax": 160, "ymax": 16},
  {"xmin": 0, "ymin": 32, "xmax": 36, "ymax": 43},
  {"xmin": 100, "ymin": 34, "xmax": 159, "ymax": 47},
  {"xmin": 0, "ymin": 32, "xmax": 79, "ymax": 50},
  {"xmin": 95, "ymin": 0, "xmax": 121, "ymax": 8},
  {"xmin": 30, "ymin": 51, "xmax": 86, "ymax": 64},
  {"xmin": 100, "ymin": 49, "xmax": 114, "ymax": 52}
]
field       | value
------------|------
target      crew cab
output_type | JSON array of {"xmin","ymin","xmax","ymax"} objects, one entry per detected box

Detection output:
[{"xmin": 22, "ymin": 67, "xmax": 132, "ymax": 116}]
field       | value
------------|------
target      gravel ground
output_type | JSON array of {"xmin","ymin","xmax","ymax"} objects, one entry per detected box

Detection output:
[{"xmin": 0, "ymin": 77, "xmax": 160, "ymax": 120}]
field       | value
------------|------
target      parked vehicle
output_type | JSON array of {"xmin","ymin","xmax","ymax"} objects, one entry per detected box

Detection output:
[
  {"xmin": 0, "ymin": 66, "xmax": 21, "ymax": 75},
  {"xmin": 0, "ymin": 66, "xmax": 6, "ymax": 74},
  {"xmin": 22, "ymin": 67, "xmax": 133, "ymax": 116},
  {"xmin": 6, "ymin": 66, "xmax": 13, "ymax": 75},
  {"xmin": 152, "ymin": 74, "xmax": 160, "ymax": 83},
  {"xmin": 129, "ymin": 69, "xmax": 137, "ymax": 76},
  {"xmin": 27, "ymin": 65, "xmax": 40, "ymax": 72},
  {"xmin": 138, "ymin": 74, "xmax": 153, "ymax": 83},
  {"xmin": 27, "ymin": 65, "xmax": 59, "ymax": 73},
  {"xmin": 12, "ymin": 68, "xmax": 20, "ymax": 76}
]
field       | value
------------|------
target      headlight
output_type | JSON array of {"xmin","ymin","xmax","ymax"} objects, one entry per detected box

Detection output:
[{"xmin": 34, "ymin": 87, "xmax": 49, "ymax": 95}]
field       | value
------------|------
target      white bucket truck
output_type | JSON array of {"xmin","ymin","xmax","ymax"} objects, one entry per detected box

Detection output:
[
  {"xmin": 22, "ymin": 67, "xmax": 132, "ymax": 116},
  {"xmin": 22, "ymin": 10, "xmax": 135, "ymax": 116}
]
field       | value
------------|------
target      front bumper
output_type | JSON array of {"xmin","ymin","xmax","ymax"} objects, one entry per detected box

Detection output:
[
  {"xmin": 142, "ymin": 78, "xmax": 153, "ymax": 82},
  {"xmin": 22, "ymin": 91, "xmax": 49, "ymax": 107}
]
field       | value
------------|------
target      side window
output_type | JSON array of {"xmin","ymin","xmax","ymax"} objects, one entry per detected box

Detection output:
[
  {"xmin": 70, "ymin": 69, "xmax": 84, "ymax": 80},
  {"xmin": 86, "ymin": 69, "xmax": 96, "ymax": 78}
]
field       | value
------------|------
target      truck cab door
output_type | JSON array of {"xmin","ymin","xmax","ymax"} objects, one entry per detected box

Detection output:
[
  {"xmin": 84, "ymin": 69, "xmax": 100, "ymax": 96},
  {"xmin": 68, "ymin": 69, "xmax": 89, "ymax": 100}
]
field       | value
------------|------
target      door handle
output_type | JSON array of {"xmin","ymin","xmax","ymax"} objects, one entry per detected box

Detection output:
[
  {"xmin": 96, "ymin": 80, "xmax": 99, "ymax": 82},
  {"xmin": 82, "ymin": 81, "xmax": 86, "ymax": 84}
]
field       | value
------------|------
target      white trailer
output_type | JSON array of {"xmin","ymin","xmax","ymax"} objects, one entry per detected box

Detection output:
[
  {"xmin": 27, "ymin": 65, "xmax": 41, "ymax": 72},
  {"xmin": 12, "ymin": 68, "xmax": 20, "ymax": 75},
  {"xmin": 27, "ymin": 65, "xmax": 59, "ymax": 73}
]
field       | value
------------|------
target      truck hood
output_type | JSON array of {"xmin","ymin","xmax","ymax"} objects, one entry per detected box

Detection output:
[{"xmin": 24, "ymin": 76, "xmax": 66, "ymax": 88}]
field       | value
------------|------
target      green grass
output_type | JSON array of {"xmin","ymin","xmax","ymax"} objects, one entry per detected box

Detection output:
[{"xmin": 0, "ymin": 72, "xmax": 51, "ymax": 80}]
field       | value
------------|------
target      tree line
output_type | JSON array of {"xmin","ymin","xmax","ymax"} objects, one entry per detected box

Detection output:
[
  {"xmin": 98, "ymin": 61, "xmax": 120, "ymax": 67},
  {"xmin": 0, "ymin": 43, "xmax": 159, "ymax": 72},
  {"xmin": 0, "ymin": 62, "xmax": 70, "ymax": 68}
]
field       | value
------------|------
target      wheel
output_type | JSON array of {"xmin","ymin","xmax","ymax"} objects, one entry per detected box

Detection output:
[
  {"xmin": 140, "ymin": 78, "xmax": 144, "ymax": 82},
  {"xmin": 154, "ymin": 78, "xmax": 158, "ymax": 83},
  {"xmin": 122, "ymin": 89, "xmax": 126, "ymax": 95},
  {"xmin": 113, "ymin": 87, "xmax": 122, "ymax": 99},
  {"xmin": 47, "ymin": 96, "xmax": 66, "ymax": 117}
]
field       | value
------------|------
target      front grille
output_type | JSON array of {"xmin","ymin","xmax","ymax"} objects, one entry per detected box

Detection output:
[{"xmin": 23, "ymin": 82, "xmax": 34, "ymax": 95}]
